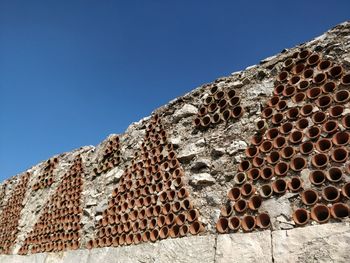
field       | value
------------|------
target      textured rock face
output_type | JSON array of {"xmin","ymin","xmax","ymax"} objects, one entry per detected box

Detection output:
[{"xmin": 0, "ymin": 21, "xmax": 350, "ymax": 262}]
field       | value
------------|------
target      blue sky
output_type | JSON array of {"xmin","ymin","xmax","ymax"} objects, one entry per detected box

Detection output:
[{"xmin": 0, "ymin": 1, "xmax": 349, "ymax": 181}]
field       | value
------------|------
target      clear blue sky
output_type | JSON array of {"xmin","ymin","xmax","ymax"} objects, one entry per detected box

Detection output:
[{"xmin": 0, "ymin": 1, "xmax": 349, "ymax": 181}]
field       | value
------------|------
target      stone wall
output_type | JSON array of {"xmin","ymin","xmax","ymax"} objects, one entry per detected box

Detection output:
[{"xmin": 0, "ymin": 21, "xmax": 349, "ymax": 262}]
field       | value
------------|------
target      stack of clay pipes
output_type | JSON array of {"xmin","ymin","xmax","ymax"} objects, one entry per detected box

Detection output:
[
  {"xmin": 216, "ymin": 49, "xmax": 350, "ymax": 234},
  {"xmin": 93, "ymin": 135, "xmax": 121, "ymax": 176},
  {"xmin": 18, "ymin": 156, "xmax": 83, "ymax": 255},
  {"xmin": 87, "ymin": 115, "xmax": 204, "ymax": 249},
  {"xmin": 32, "ymin": 157, "xmax": 59, "ymax": 191},
  {"xmin": 0, "ymin": 172, "xmax": 31, "ymax": 254},
  {"xmin": 194, "ymin": 85, "xmax": 243, "ymax": 128}
]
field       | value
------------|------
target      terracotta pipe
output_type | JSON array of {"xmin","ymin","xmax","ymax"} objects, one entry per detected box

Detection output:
[
  {"xmin": 216, "ymin": 217, "xmax": 229, "ymax": 234},
  {"xmin": 234, "ymin": 199, "xmax": 248, "ymax": 213},
  {"xmin": 286, "ymin": 107, "xmax": 299, "ymax": 120},
  {"xmin": 210, "ymin": 86, "xmax": 218, "ymax": 95},
  {"xmin": 329, "ymin": 65, "xmax": 343, "ymax": 79},
  {"xmin": 318, "ymin": 59, "xmax": 332, "ymax": 71},
  {"xmin": 256, "ymin": 120, "xmax": 267, "ymax": 133},
  {"xmin": 214, "ymin": 90, "xmax": 225, "ymax": 101},
  {"xmin": 229, "ymin": 96, "xmax": 241, "ymax": 107},
  {"xmin": 309, "ymin": 170, "xmax": 326, "ymax": 186},
  {"xmin": 259, "ymin": 141, "xmax": 273, "ymax": 153},
  {"xmin": 290, "ymin": 156, "xmax": 307, "ymax": 172},
  {"xmin": 300, "ymin": 104, "xmax": 313, "ymax": 117},
  {"xmin": 342, "ymin": 114, "xmax": 350, "ymax": 129},
  {"xmin": 301, "ymin": 189, "xmax": 319, "ymax": 206},
  {"xmin": 288, "ymin": 130, "xmax": 303, "ymax": 144},
  {"xmin": 331, "ymin": 147, "xmax": 348, "ymax": 163},
  {"xmin": 274, "ymin": 162, "xmax": 289, "ymax": 177},
  {"xmin": 245, "ymin": 146, "xmax": 259, "ymax": 158},
  {"xmin": 238, "ymin": 160, "xmax": 251, "ymax": 172},
  {"xmin": 276, "ymin": 100, "xmax": 287, "ymax": 111},
  {"xmin": 187, "ymin": 209, "xmax": 199, "ymax": 222},
  {"xmin": 292, "ymin": 92, "xmax": 306, "ymax": 104},
  {"xmin": 272, "ymin": 179, "xmax": 287, "ymax": 194},
  {"xmin": 261, "ymin": 166, "xmax": 274, "ymax": 180},
  {"xmin": 179, "ymin": 224, "xmax": 189, "ymax": 237},
  {"xmin": 232, "ymin": 106, "xmax": 243, "ymax": 119},
  {"xmin": 300, "ymin": 141, "xmax": 313, "ymax": 155},
  {"xmin": 322, "ymin": 120, "xmax": 338, "ymax": 135},
  {"xmin": 159, "ymin": 226, "xmax": 169, "ymax": 239},
  {"xmin": 227, "ymin": 186, "xmax": 241, "ymax": 201},
  {"xmin": 280, "ymin": 122, "xmax": 293, "ymax": 135},
  {"xmin": 248, "ymin": 195, "xmax": 262, "ymax": 210},
  {"xmin": 307, "ymin": 87, "xmax": 322, "ymax": 100},
  {"xmin": 234, "ymin": 172, "xmax": 247, "ymax": 185},
  {"xmin": 266, "ymin": 151, "xmax": 280, "ymax": 164},
  {"xmin": 341, "ymin": 73, "xmax": 350, "ymax": 85},
  {"xmin": 311, "ymin": 153, "xmax": 328, "ymax": 169},
  {"xmin": 220, "ymin": 109, "xmax": 232, "ymax": 121},
  {"xmin": 329, "ymin": 105, "xmax": 344, "ymax": 118},
  {"xmin": 200, "ymin": 115, "xmax": 211, "ymax": 127},
  {"xmin": 175, "ymin": 212, "xmax": 187, "ymax": 226},
  {"xmin": 342, "ymin": 182, "xmax": 350, "ymax": 199},
  {"xmin": 193, "ymin": 117, "xmax": 201, "ymax": 128},
  {"xmin": 169, "ymin": 225, "xmax": 180, "ymax": 238},
  {"xmin": 311, "ymin": 204, "xmax": 330, "ymax": 223},
  {"xmin": 241, "ymin": 182, "xmax": 255, "ymax": 197},
  {"xmin": 313, "ymin": 73, "xmax": 327, "ymax": 85},
  {"xmin": 211, "ymin": 113, "xmax": 221, "ymax": 124},
  {"xmin": 181, "ymin": 199, "xmax": 193, "ymax": 210},
  {"xmin": 283, "ymin": 58, "xmax": 294, "ymax": 70},
  {"xmin": 312, "ymin": 111, "xmax": 326, "ymax": 124},
  {"xmin": 241, "ymin": 215, "xmax": 256, "ymax": 232},
  {"xmin": 322, "ymin": 185, "xmax": 340, "ymax": 202},
  {"xmin": 315, "ymin": 138, "xmax": 332, "ymax": 153},
  {"xmin": 278, "ymin": 71, "xmax": 289, "ymax": 82},
  {"xmin": 266, "ymin": 128, "xmax": 279, "ymax": 140},
  {"xmin": 274, "ymin": 84, "xmax": 285, "ymax": 96},
  {"xmin": 330, "ymin": 203, "xmax": 349, "ymax": 219},
  {"xmin": 226, "ymin": 89, "xmax": 236, "ymax": 99},
  {"xmin": 189, "ymin": 221, "xmax": 204, "ymax": 235},
  {"xmin": 262, "ymin": 107, "xmax": 273, "ymax": 119},
  {"xmin": 298, "ymin": 80, "xmax": 310, "ymax": 91},
  {"xmin": 307, "ymin": 53, "xmax": 320, "ymax": 66},
  {"xmin": 250, "ymin": 135, "xmax": 263, "ymax": 146},
  {"xmin": 292, "ymin": 208, "xmax": 310, "ymax": 226},
  {"xmin": 303, "ymin": 68, "xmax": 314, "ymax": 79},
  {"xmin": 150, "ymin": 229, "xmax": 159, "ymax": 242},
  {"xmin": 252, "ymin": 156, "xmax": 265, "ymax": 167},
  {"xmin": 273, "ymin": 136, "xmax": 287, "ymax": 149},
  {"xmin": 322, "ymin": 81, "xmax": 336, "ymax": 93},
  {"xmin": 316, "ymin": 95, "xmax": 332, "ymax": 109},
  {"xmin": 298, "ymin": 49, "xmax": 310, "ymax": 60},
  {"xmin": 228, "ymin": 216, "xmax": 240, "ymax": 231},
  {"xmin": 327, "ymin": 167, "xmax": 343, "ymax": 183},
  {"xmin": 335, "ymin": 90, "xmax": 350, "ymax": 104},
  {"xmin": 288, "ymin": 176, "xmax": 303, "ymax": 192},
  {"xmin": 256, "ymin": 213, "xmax": 271, "ymax": 229},
  {"xmin": 247, "ymin": 168, "xmax": 261, "ymax": 181},
  {"xmin": 281, "ymin": 146, "xmax": 295, "ymax": 160},
  {"xmin": 289, "ymin": 75, "xmax": 301, "ymax": 85},
  {"xmin": 267, "ymin": 96, "xmax": 280, "ymax": 108},
  {"xmin": 306, "ymin": 126, "xmax": 321, "ymax": 140},
  {"xmin": 220, "ymin": 204, "xmax": 233, "ymax": 217},
  {"xmin": 283, "ymin": 85, "xmax": 296, "ymax": 98}
]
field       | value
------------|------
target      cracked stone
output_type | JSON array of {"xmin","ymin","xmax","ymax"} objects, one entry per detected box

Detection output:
[{"xmin": 190, "ymin": 173, "xmax": 216, "ymax": 186}]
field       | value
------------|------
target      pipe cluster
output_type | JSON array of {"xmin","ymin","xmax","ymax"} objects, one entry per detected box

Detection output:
[
  {"xmin": 93, "ymin": 135, "xmax": 121, "ymax": 176},
  {"xmin": 0, "ymin": 172, "xmax": 31, "ymax": 254},
  {"xmin": 216, "ymin": 49, "xmax": 350, "ymax": 234},
  {"xmin": 194, "ymin": 85, "xmax": 243, "ymax": 128},
  {"xmin": 32, "ymin": 157, "xmax": 59, "ymax": 191},
  {"xmin": 18, "ymin": 156, "xmax": 83, "ymax": 255},
  {"xmin": 87, "ymin": 115, "xmax": 204, "ymax": 249}
]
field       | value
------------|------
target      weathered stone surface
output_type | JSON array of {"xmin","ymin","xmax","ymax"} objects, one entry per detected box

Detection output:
[
  {"xmin": 273, "ymin": 222, "xmax": 350, "ymax": 263},
  {"xmin": 173, "ymin": 104, "xmax": 198, "ymax": 122},
  {"xmin": 88, "ymin": 235, "xmax": 216, "ymax": 263},
  {"xmin": 190, "ymin": 173, "xmax": 216, "ymax": 186},
  {"xmin": 215, "ymin": 231, "xmax": 272, "ymax": 263},
  {"xmin": 0, "ymin": 253, "xmax": 46, "ymax": 263}
]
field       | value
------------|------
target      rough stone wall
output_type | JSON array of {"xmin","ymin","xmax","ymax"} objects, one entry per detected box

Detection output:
[{"xmin": 0, "ymin": 21, "xmax": 349, "ymax": 262}]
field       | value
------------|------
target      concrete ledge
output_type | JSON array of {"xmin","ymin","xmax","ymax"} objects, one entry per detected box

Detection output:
[
  {"xmin": 272, "ymin": 222, "xmax": 350, "ymax": 263},
  {"xmin": 1, "ymin": 223, "xmax": 349, "ymax": 263}
]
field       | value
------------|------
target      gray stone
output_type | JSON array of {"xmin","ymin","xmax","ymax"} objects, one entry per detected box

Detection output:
[
  {"xmin": 260, "ymin": 196, "xmax": 292, "ymax": 219},
  {"xmin": 0, "ymin": 253, "xmax": 46, "ymax": 263},
  {"xmin": 273, "ymin": 222, "xmax": 350, "ymax": 263},
  {"xmin": 173, "ymin": 104, "xmax": 198, "ymax": 122},
  {"xmin": 87, "ymin": 235, "xmax": 215, "ymax": 263},
  {"xmin": 190, "ymin": 158, "xmax": 211, "ymax": 171},
  {"xmin": 190, "ymin": 173, "xmax": 216, "ymax": 186},
  {"xmin": 227, "ymin": 140, "xmax": 247, "ymax": 155},
  {"xmin": 178, "ymin": 144, "xmax": 203, "ymax": 163},
  {"xmin": 215, "ymin": 231, "xmax": 272, "ymax": 263},
  {"xmin": 247, "ymin": 80, "xmax": 274, "ymax": 98}
]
